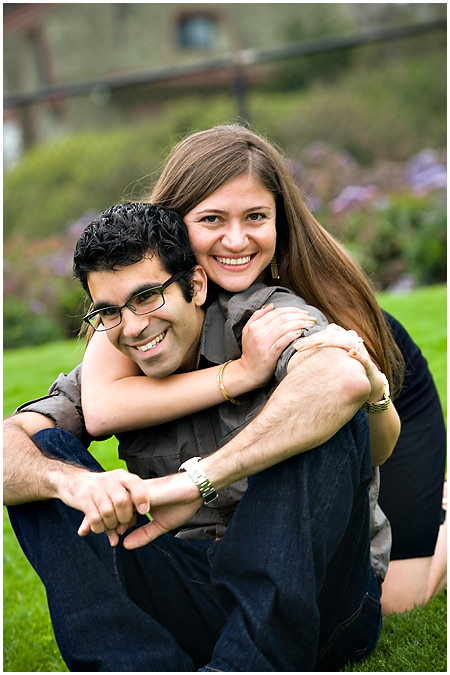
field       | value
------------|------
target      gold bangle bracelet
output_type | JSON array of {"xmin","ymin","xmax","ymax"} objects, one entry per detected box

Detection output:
[{"xmin": 217, "ymin": 360, "xmax": 242, "ymax": 405}]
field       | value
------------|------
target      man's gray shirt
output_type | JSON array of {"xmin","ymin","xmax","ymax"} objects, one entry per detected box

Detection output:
[{"xmin": 15, "ymin": 283, "xmax": 391, "ymax": 580}]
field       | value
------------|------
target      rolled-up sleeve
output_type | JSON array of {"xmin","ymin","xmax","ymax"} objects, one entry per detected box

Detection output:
[{"xmin": 14, "ymin": 364, "xmax": 91, "ymax": 444}]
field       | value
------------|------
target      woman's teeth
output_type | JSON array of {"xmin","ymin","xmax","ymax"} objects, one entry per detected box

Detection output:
[
  {"xmin": 215, "ymin": 255, "xmax": 252, "ymax": 266},
  {"xmin": 137, "ymin": 331, "xmax": 166, "ymax": 352}
]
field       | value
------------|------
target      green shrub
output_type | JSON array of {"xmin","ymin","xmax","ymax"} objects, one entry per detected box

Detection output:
[
  {"xmin": 327, "ymin": 191, "xmax": 446, "ymax": 289},
  {"xmin": 255, "ymin": 48, "xmax": 445, "ymax": 164},
  {"xmin": 4, "ymin": 297, "xmax": 64, "ymax": 349}
]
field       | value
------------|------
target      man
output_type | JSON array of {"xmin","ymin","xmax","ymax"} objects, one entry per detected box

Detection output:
[{"xmin": 4, "ymin": 203, "xmax": 391, "ymax": 671}]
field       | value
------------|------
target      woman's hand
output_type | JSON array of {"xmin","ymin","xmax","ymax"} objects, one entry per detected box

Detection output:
[
  {"xmin": 234, "ymin": 304, "xmax": 319, "ymax": 389},
  {"xmin": 295, "ymin": 323, "xmax": 386, "ymax": 403}
]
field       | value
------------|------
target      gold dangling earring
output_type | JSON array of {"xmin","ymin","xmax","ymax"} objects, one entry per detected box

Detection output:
[{"xmin": 271, "ymin": 256, "xmax": 280, "ymax": 280}]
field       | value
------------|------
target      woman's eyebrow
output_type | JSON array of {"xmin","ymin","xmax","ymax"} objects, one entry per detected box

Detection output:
[
  {"xmin": 244, "ymin": 205, "xmax": 273, "ymax": 212},
  {"xmin": 194, "ymin": 205, "xmax": 272, "ymax": 215},
  {"xmin": 193, "ymin": 208, "xmax": 226, "ymax": 215}
]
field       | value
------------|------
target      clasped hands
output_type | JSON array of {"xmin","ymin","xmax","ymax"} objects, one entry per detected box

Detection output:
[{"xmin": 74, "ymin": 468, "xmax": 203, "ymax": 550}]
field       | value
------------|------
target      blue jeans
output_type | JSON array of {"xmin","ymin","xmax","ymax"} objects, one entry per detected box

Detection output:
[{"xmin": 8, "ymin": 411, "xmax": 381, "ymax": 672}]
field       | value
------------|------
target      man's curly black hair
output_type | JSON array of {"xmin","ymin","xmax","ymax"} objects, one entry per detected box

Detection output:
[{"xmin": 73, "ymin": 202, "xmax": 197, "ymax": 301}]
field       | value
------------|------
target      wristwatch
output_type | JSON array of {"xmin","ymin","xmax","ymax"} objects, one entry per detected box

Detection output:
[
  {"xmin": 363, "ymin": 373, "xmax": 391, "ymax": 413},
  {"xmin": 179, "ymin": 457, "xmax": 219, "ymax": 505}
]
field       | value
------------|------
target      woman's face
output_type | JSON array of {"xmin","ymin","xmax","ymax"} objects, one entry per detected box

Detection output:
[{"xmin": 184, "ymin": 174, "xmax": 277, "ymax": 293}]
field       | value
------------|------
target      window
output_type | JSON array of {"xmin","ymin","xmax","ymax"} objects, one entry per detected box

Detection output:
[
  {"xmin": 25, "ymin": 29, "xmax": 48, "ymax": 88},
  {"xmin": 177, "ymin": 14, "xmax": 217, "ymax": 51}
]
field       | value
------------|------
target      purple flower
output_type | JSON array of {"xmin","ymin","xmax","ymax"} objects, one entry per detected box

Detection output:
[
  {"xmin": 330, "ymin": 185, "xmax": 378, "ymax": 215},
  {"xmin": 406, "ymin": 149, "xmax": 447, "ymax": 193},
  {"xmin": 29, "ymin": 300, "xmax": 44, "ymax": 314}
]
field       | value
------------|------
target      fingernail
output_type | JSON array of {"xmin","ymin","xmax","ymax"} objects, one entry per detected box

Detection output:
[
  {"xmin": 262, "ymin": 303, "xmax": 273, "ymax": 310},
  {"xmin": 138, "ymin": 503, "xmax": 149, "ymax": 514}
]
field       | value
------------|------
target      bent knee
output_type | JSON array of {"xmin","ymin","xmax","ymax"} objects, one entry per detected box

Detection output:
[{"xmin": 381, "ymin": 557, "xmax": 432, "ymax": 615}]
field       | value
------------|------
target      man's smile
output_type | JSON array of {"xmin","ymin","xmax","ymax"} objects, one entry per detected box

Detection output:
[{"xmin": 135, "ymin": 330, "xmax": 168, "ymax": 352}]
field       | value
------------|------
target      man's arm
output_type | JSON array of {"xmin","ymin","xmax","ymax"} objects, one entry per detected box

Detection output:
[
  {"xmin": 3, "ymin": 412, "xmax": 58, "ymax": 505},
  {"xmin": 3, "ymin": 413, "xmax": 151, "ymax": 545},
  {"xmin": 123, "ymin": 346, "xmax": 373, "ymax": 548},
  {"xmin": 205, "ymin": 346, "xmax": 370, "ymax": 485}
]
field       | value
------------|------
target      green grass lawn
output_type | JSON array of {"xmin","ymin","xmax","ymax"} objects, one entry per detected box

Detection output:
[{"xmin": 3, "ymin": 285, "xmax": 447, "ymax": 672}]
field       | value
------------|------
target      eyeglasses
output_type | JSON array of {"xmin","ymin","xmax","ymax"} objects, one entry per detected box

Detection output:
[{"xmin": 83, "ymin": 271, "xmax": 185, "ymax": 331}]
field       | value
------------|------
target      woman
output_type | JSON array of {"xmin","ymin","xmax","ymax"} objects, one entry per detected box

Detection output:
[{"xmin": 81, "ymin": 124, "xmax": 446, "ymax": 614}]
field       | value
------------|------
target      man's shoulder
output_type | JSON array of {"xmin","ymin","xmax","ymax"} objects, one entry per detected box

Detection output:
[
  {"xmin": 217, "ymin": 283, "xmax": 299, "ymax": 317},
  {"xmin": 217, "ymin": 283, "xmax": 327, "ymax": 325}
]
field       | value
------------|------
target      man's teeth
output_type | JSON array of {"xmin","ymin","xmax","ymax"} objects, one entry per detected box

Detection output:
[
  {"xmin": 215, "ymin": 255, "xmax": 252, "ymax": 266},
  {"xmin": 137, "ymin": 331, "xmax": 166, "ymax": 352}
]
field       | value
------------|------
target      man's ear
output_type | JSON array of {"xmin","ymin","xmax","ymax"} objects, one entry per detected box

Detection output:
[{"xmin": 191, "ymin": 265, "xmax": 208, "ymax": 306}]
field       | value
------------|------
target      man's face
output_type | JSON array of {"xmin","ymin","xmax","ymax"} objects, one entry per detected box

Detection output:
[{"xmin": 87, "ymin": 256, "xmax": 207, "ymax": 378}]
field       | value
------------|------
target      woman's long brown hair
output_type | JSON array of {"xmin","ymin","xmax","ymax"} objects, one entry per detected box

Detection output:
[{"xmin": 146, "ymin": 124, "xmax": 404, "ymax": 393}]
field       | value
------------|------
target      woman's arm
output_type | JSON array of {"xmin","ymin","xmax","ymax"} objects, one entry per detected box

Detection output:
[
  {"xmin": 81, "ymin": 305, "xmax": 317, "ymax": 436},
  {"xmin": 295, "ymin": 324, "xmax": 401, "ymax": 466}
]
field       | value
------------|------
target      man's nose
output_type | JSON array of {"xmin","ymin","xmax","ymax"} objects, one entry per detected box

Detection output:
[
  {"xmin": 221, "ymin": 221, "xmax": 249, "ymax": 251},
  {"xmin": 120, "ymin": 307, "xmax": 149, "ymax": 338}
]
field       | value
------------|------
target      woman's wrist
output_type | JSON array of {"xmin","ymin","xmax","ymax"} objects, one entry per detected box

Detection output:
[
  {"xmin": 220, "ymin": 358, "xmax": 261, "ymax": 400},
  {"xmin": 370, "ymin": 372, "xmax": 388, "ymax": 402},
  {"xmin": 364, "ymin": 373, "xmax": 391, "ymax": 413}
]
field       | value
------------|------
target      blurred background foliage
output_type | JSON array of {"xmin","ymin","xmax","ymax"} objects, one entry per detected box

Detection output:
[{"xmin": 3, "ymin": 3, "xmax": 446, "ymax": 348}]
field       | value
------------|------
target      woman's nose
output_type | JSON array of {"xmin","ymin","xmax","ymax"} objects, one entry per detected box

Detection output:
[{"xmin": 221, "ymin": 222, "xmax": 249, "ymax": 251}]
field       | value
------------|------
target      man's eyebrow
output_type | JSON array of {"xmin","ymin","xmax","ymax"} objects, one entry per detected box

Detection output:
[
  {"xmin": 91, "ymin": 300, "xmax": 119, "ymax": 312},
  {"xmin": 91, "ymin": 282, "xmax": 163, "ymax": 311}
]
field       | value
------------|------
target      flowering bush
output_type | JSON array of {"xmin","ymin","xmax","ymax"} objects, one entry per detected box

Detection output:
[
  {"xmin": 294, "ymin": 144, "xmax": 446, "ymax": 290},
  {"xmin": 4, "ymin": 212, "xmax": 95, "ymax": 348}
]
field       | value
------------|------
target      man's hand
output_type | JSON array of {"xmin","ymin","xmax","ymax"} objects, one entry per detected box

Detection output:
[
  {"xmin": 294, "ymin": 324, "xmax": 400, "ymax": 465},
  {"xmin": 294, "ymin": 324, "xmax": 386, "ymax": 402},
  {"xmin": 121, "ymin": 472, "xmax": 202, "ymax": 549}
]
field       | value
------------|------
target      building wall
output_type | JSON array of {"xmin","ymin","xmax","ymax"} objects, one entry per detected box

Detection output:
[{"xmin": 4, "ymin": 3, "xmax": 358, "ymax": 93}]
